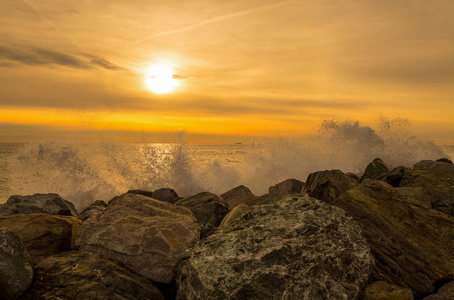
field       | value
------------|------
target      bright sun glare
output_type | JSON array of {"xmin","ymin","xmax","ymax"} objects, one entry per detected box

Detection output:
[{"xmin": 145, "ymin": 64, "xmax": 179, "ymax": 94}]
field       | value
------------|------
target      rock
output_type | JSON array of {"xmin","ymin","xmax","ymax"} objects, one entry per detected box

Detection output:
[
  {"xmin": 395, "ymin": 187, "xmax": 432, "ymax": 208},
  {"xmin": 346, "ymin": 172, "xmax": 361, "ymax": 182},
  {"xmin": 200, "ymin": 224, "xmax": 216, "ymax": 240},
  {"xmin": 365, "ymin": 281, "xmax": 413, "ymax": 300},
  {"xmin": 90, "ymin": 200, "xmax": 107, "ymax": 207},
  {"xmin": 361, "ymin": 158, "xmax": 389, "ymax": 182},
  {"xmin": 398, "ymin": 160, "xmax": 454, "ymax": 216},
  {"xmin": 20, "ymin": 251, "xmax": 164, "ymax": 300},
  {"xmin": 378, "ymin": 166, "xmax": 409, "ymax": 187},
  {"xmin": 127, "ymin": 189, "xmax": 154, "ymax": 198},
  {"xmin": 268, "ymin": 178, "xmax": 304, "ymax": 195},
  {"xmin": 302, "ymin": 169, "xmax": 359, "ymax": 203},
  {"xmin": 176, "ymin": 195, "xmax": 374, "ymax": 300},
  {"xmin": 76, "ymin": 193, "xmax": 200, "ymax": 284},
  {"xmin": 219, "ymin": 204, "xmax": 250, "ymax": 229},
  {"xmin": 423, "ymin": 280, "xmax": 454, "ymax": 299},
  {"xmin": 80, "ymin": 205, "xmax": 105, "ymax": 221},
  {"xmin": 221, "ymin": 185, "xmax": 255, "ymax": 209},
  {"xmin": 153, "ymin": 188, "xmax": 180, "ymax": 204},
  {"xmin": 0, "ymin": 214, "xmax": 82, "ymax": 264},
  {"xmin": 332, "ymin": 180, "xmax": 454, "ymax": 298},
  {"xmin": 0, "ymin": 193, "xmax": 79, "ymax": 218},
  {"xmin": 175, "ymin": 192, "xmax": 229, "ymax": 227},
  {"xmin": 0, "ymin": 229, "xmax": 33, "ymax": 300},
  {"xmin": 436, "ymin": 158, "xmax": 453, "ymax": 164},
  {"xmin": 245, "ymin": 193, "xmax": 287, "ymax": 206}
]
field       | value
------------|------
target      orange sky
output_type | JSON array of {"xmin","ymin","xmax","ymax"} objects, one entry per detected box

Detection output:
[{"xmin": 1, "ymin": 0, "xmax": 453, "ymax": 144}]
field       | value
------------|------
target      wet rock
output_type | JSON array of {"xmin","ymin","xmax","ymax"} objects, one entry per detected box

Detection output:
[
  {"xmin": 175, "ymin": 192, "xmax": 229, "ymax": 227},
  {"xmin": 0, "ymin": 193, "xmax": 79, "ymax": 218},
  {"xmin": 76, "ymin": 193, "xmax": 200, "ymax": 284},
  {"xmin": 346, "ymin": 172, "xmax": 361, "ymax": 183},
  {"xmin": 21, "ymin": 251, "xmax": 164, "ymax": 300},
  {"xmin": 0, "ymin": 229, "xmax": 33, "ymax": 300},
  {"xmin": 398, "ymin": 160, "xmax": 454, "ymax": 216},
  {"xmin": 127, "ymin": 189, "xmax": 154, "ymax": 198},
  {"xmin": 436, "ymin": 158, "xmax": 453, "ymax": 164},
  {"xmin": 302, "ymin": 169, "xmax": 359, "ymax": 203},
  {"xmin": 361, "ymin": 158, "xmax": 389, "ymax": 182},
  {"xmin": 221, "ymin": 185, "xmax": 255, "ymax": 209},
  {"xmin": 332, "ymin": 180, "xmax": 454, "ymax": 298},
  {"xmin": 0, "ymin": 214, "xmax": 82, "ymax": 264},
  {"xmin": 365, "ymin": 281, "xmax": 413, "ymax": 300},
  {"xmin": 268, "ymin": 178, "xmax": 304, "ymax": 195},
  {"xmin": 423, "ymin": 280, "xmax": 454, "ymax": 299},
  {"xmin": 176, "ymin": 195, "xmax": 373, "ymax": 300},
  {"xmin": 153, "ymin": 188, "xmax": 180, "ymax": 204},
  {"xmin": 219, "ymin": 204, "xmax": 250, "ymax": 229}
]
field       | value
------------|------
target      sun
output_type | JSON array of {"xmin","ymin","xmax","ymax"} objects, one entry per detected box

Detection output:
[{"xmin": 145, "ymin": 64, "xmax": 179, "ymax": 94}]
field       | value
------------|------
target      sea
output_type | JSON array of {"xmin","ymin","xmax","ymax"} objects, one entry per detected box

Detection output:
[{"xmin": 1, "ymin": 120, "xmax": 453, "ymax": 210}]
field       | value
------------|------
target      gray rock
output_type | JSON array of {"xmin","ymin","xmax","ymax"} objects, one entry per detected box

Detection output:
[
  {"xmin": 0, "ymin": 229, "xmax": 33, "ymax": 300},
  {"xmin": 0, "ymin": 214, "xmax": 82, "ymax": 264},
  {"xmin": 76, "ymin": 193, "xmax": 200, "ymax": 284},
  {"xmin": 302, "ymin": 169, "xmax": 359, "ymax": 203},
  {"xmin": 127, "ymin": 189, "xmax": 154, "ymax": 198},
  {"xmin": 175, "ymin": 192, "xmax": 229, "ymax": 227},
  {"xmin": 177, "ymin": 195, "xmax": 374, "ymax": 300},
  {"xmin": 268, "ymin": 178, "xmax": 304, "ymax": 195},
  {"xmin": 377, "ymin": 166, "xmax": 409, "ymax": 187},
  {"xmin": 21, "ymin": 251, "xmax": 164, "ymax": 300},
  {"xmin": 221, "ymin": 185, "xmax": 255, "ymax": 209},
  {"xmin": 346, "ymin": 172, "xmax": 361, "ymax": 183},
  {"xmin": 219, "ymin": 204, "xmax": 250, "ymax": 229},
  {"xmin": 153, "ymin": 188, "xmax": 180, "ymax": 204},
  {"xmin": 332, "ymin": 180, "xmax": 454, "ymax": 298},
  {"xmin": 0, "ymin": 193, "xmax": 79, "ymax": 218},
  {"xmin": 361, "ymin": 158, "xmax": 389, "ymax": 182},
  {"xmin": 89, "ymin": 200, "xmax": 107, "ymax": 207}
]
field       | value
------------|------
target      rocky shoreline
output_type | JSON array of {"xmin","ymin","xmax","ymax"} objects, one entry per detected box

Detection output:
[{"xmin": 1, "ymin": 157, "xmax": 453, "ymax": 299}]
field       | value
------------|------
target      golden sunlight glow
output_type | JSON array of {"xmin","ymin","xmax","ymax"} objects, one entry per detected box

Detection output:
[{"xmin": 145, "ymin": 64, "xmax": 179, "ymax": 94}]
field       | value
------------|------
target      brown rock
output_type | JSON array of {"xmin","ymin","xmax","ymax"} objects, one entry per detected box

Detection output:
[
  {"xmin": 0, "ymin": 214, "xmax": 82, "ymax": 264},
  {"xmin": 221, "ymin": 185, "xmax": 255, "ymax": 209},
  {"xmin": 365, "ymin": 281, "xmax": 413, "ymax": 300},
  {"xmin": 175, "ymin": 192, "xmax": 229, "ymax": 227},
  {"xmin": 423, "ymin": 280, "xmax": 454, "ymax": 299},
  {"xmin": 332, "ymin": 180, "xmax": 454, "ymax": 298},
  {"xmin": 268, "ymin": 179, "xmax": 304, "ymax": 195},
  {"xmin": 76, "ymin": 193, "xmax": 200, "ymax": 284}
]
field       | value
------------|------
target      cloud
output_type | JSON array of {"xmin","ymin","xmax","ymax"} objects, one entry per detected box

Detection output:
[{"xmin": 0, "ymin": 45, "xmax": 124, "ymax": 70}]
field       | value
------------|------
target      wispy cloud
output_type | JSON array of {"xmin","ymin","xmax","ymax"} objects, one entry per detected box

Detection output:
[
  {"xmin": 0, "ymin": 45, "xmax": 124, "ymax": 70},
  {"xmin": 130, "ymin": 0, "xmax": 296, "ymax": 44}
]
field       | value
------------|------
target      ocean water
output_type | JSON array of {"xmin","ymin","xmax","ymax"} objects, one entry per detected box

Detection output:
[{"xmin": 0, "ymin": 119, "xmax": 452, "ymax": 210}]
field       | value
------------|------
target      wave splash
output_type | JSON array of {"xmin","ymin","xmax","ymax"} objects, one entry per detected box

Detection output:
[{"xmin": 6, "ymin": 118, "xmax": 448, "ymax": 209}]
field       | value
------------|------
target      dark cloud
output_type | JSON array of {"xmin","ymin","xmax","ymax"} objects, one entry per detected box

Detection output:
[{"xmin": 0, "ymin": 45, "xmax": 124, "ymax": 70}]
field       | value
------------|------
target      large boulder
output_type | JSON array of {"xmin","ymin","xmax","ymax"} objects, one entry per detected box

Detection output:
[
  {"xmin": 21, "ymin": 251, "xmax": 164, "ymax": 300},
  {"xmin": 302, "ymin": 169, "xmax": 359, "ymax": 203},
  {"xmin": 0, "ymin": 229, "xmax": 33, "ymax": 300},
  {"xmin": 75, "ymin": 193, "xmax": 200, "ymax": 284},
  {"xmin": 332, "ymin": 180, "xmax": 454, "ymax": 298},
  {"xmin": 221, "ymin": 185, "xmax": 255, "ymax": 209},
  {"xmin": 153, "ymin": 188, "xmax": 180, "ymax": 204},
  {"xmin": 268, "ymin": 178, "xmax": 304, "ymax": 195},
  {"xmin": 176, "ymin": 195, "xmax": 374, "ymax": 300},
  {"xmin": 396, "ymin": 160, "xmax": 454, "ymax": 216},
  {"xmin": 0, "ymin": 214, "xmax": 82, "ymax": 264},
  {"xmin": 175, "ymin": 192, "xmax": 229, "ymax": 227},
  {"xmin": 0, "ymin": 193, "xmax": 79, "ymax": 218},
  {"xmin": 361, "ymin": 158, "xmax": 389, "ymax": 182}
]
